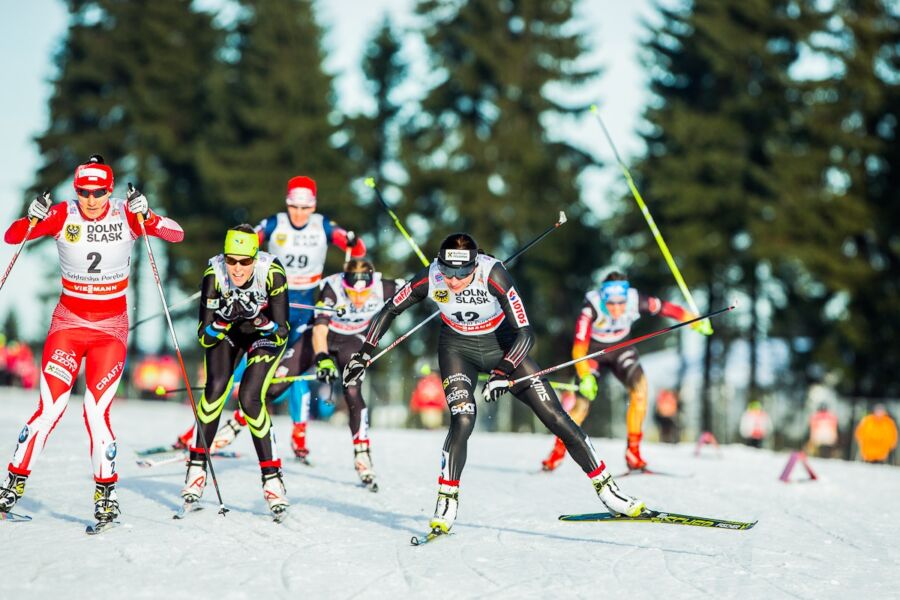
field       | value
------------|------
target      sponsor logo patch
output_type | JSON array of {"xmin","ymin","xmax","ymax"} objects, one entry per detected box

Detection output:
[
  {"xmin": 445, "ymin": 388, "xmax": 470, "ymax": 403},
  {"xmin": 206, "ymin": 298, "xmax": 220, "ymax": 309},
  {"xmin": 51, "ymin": 348, "xmax": 79, "ymax": 371},
  {"xmin": 433, "ymin": 289, "xmax": 449, "ymax": 303},
  {"xmin": 44, "ymin": 361, "xmax": 74, "ymax": 386},
  {"xmin": 529, "ymin": 376, "xmax": 551, "ymax": 402},
  {"xmin": 97, "ymin": 361, "xmax": 123, "ymax": 392},
  {"xmin": 274, "ymin": 233, "xmax": 288, "ymax": 247},
  {"xmin": 450, "ymin": 402, "xmax": 476, "ymax": 415},
  {"xmin": 442, "ymin": 374, "xmax": 472, "ymax": 389},
  {"xmin": 105, "ymin": 442, "xmax": 118, "ymax": 461},
  {"xmin": 392, "ymin": 284, "xmax": 412, "ymax": 306},
  {"xmin": 18, "ymin": 425, "xmax": 29, "ymax": 444},
  {"xmin": 64, "ymin": 223, "xmax": 81, "ymax": 243},
  {"xmin": 507, "ymin": 287, "xmax": 529, "ymax": 326}
]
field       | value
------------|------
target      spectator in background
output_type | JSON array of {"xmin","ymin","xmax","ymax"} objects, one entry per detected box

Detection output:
[
  {"xmin": 409, "ymin": 365, "xmax": 445, "ymax": 430},
  {"xmin": 855, "ymin": 404, "xmax": 898, "ymax": 464},
  {"xmin": 739, "ymin": 400, "xmax": 771, "ymax": 448},
  {"xmin": 806, "ymin": 403, "xmax": 839, "ymax": 458},
  {"xmin": 654, "ymin": 388, "xmax": 680, "ymax": 444}
]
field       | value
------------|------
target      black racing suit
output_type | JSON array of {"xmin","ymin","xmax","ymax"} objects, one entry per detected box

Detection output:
[
  {"xmin": 359, "ymin": 261, "xmax": 604, "ymax": 485},
  {"xmin": 194, "ymin": 259, "xmax": 289, "ymax": 474}
]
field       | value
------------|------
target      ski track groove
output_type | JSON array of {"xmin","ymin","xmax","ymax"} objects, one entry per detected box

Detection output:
[{"xmin": 783, "ymin": 508, "xmax": 866, "ymax": 552}]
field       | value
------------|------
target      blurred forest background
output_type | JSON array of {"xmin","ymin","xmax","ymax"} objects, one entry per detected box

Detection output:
[{"xmin": 4, "ymin": 0, "xmax": 899, "ymax": 457}]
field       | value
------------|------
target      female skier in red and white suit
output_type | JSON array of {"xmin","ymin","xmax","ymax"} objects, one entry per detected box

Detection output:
[{"xmin": 0, "ymin": 155, "xmax": 184, "ymax": 522}]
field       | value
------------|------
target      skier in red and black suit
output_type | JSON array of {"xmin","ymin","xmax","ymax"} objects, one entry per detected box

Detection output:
[
  {"xmin": 0, "ymin": 155, "xmax": 184, "ymax": 523},
  {"xmin": 260, "ymin": 258, "xmax": 402, "ymax": 489},
  {"xmin": 540, "ymin": 271, "xmax": 702, "ymax": 472},
  {"xmin": 342, "ymin": 233, "xmax": 646, "ymax": 535}
]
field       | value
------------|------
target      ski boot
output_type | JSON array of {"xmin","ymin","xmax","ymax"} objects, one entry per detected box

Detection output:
[
  {"xmin": 290, "ymin": 422, "xmax": 310, "ymax": 462},
  {"xmin": 93, "ymin": 482, "xmax": 120, "ymax": 523},
  {"xmin": 592, "ymin": 469, "xmax": 645, "ymax": 517},
  {"xmin": 429, "ymin": 482, "xmax": 459, "ymax": 534},
  {"xmin": 181, "ymin": 459, "xmax": 207, "ymax": 503},
  {"xmin": 625, "ymin": 432, "xmax": 647, "ymax": 471},
  {"xmin": 212, "ymin": 417, "xmax": 245, "ymax": 451},
  {"xmin": 0, "ymin": 472, "xmax": 27, "ymax": 513},
  {"xmin": 262, "ymin": 471, "xmax": 289, "ymax": 521},
  {"xmin": 353, "ymin": 439, "xmax": 378, "ymax": 491},
  {"xmin": 541, "ymin": 437, "xmax": 567, "ymax": 471}
]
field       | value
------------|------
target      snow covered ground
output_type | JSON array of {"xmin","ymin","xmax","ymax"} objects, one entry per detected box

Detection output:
[{"xmin": 1, "ymin": 391, "xmax": 898, "ymax": 600}]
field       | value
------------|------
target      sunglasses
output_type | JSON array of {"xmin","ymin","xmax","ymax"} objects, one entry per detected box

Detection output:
[
  {"xmin": 343, "ymin": 271, "xmax": 373, "ymax": 287},
  {"xmin": 224, "ymin": 256, "xmax": 255, "ymax": 266},
  {"xmin": 437, "ymin": 262, "xmax": 477, "ymax": 279},
  {"xmin": 76, "ymin": 188, "xmax": 110, "ymax": 198}
]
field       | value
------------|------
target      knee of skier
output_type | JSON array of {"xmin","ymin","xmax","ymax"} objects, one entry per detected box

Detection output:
[{"xmin": 446, "ymin": 385, "xmax": 477, "ymax": 438}]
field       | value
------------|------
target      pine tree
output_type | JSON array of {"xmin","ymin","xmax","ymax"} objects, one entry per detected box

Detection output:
[
  {"xmin": 406, "ymin": 0, "xmax": 604, "ymax": 363},
  {"xmin": 195, "ymin": 0, "xmax": 354, "ymax": 285}
]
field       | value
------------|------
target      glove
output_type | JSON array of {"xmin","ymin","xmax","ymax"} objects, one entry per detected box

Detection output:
[
  {"xmin": 126, "ymin": 184, "xmax": 149, "ymax": 218},
  {"xmin": 235, "ymin": 292, "xmax": 262, "ymax": 320},
  {"xmin": 335, "ymin": 304, "xmax": 347, "ymax": 318},
  {"xmin": 204, "ymin": 319, "xmax": 232, "ymax": 341},
  {"xmin": 215, "ymin": 295, "xmax": 242, "ymax": 322},
  {"xmin": 482, "ymin": 369, "xmax": 511, "ymax": 402},
  {"xmin": 27, "ymin": 192, "xmax": 51, "ymax": 222},
  {"xmin": 342, "ymin": 351, "xmax": 370, "ymax": 387},
  {"xmin": 315, "ymin": 352, "xmax": 338, "ymax": 383},
  {"xmin": 252, "ymin": 315, "xmax": 277, "ymax": 336},
  {"xmin": 345, "ymin": 230, "xmax": 358, "ymax": 249},
  {"xmin": 578, "ymin": 373, "xmax": 598, "ymax": 401}
]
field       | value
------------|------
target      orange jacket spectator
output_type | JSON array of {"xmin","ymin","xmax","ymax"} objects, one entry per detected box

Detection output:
[{"xmin": 855, "ymin": 406, "xmax": 898, "ymax": 463}]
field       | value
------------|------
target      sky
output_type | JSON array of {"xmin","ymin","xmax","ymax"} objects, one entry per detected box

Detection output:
[{"xmin": 0, "ymin": 0, "xmax": 657, "ymax": 342}]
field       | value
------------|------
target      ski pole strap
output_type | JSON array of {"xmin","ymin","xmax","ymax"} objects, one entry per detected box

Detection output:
[{"xmin": 510, "ymin": 304, "xmax": 735, "ymax": 386}]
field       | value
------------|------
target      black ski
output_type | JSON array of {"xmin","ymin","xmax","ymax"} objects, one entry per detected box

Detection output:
[
  {"xmin": 559, "ymin": 509, "xmax": 757, "ymax": 530},
  {"xmin": 0, "ymin": 511, "xmax": 32, "ymax": 523},
  {"xmin": 411, "ymin": 528, "xmax": 451, "ymax": 546},
  {"xmin": 86, "ymin": 520, "xmax": 121, "ymax": 535},
  {"xmin": 614, "ymin": 468, "xmax": 693, "ymax": 479}
]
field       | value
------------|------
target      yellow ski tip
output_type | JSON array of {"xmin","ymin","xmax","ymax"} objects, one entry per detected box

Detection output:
[
  {"xmin": 155, "ymin": 385, "xmax": 166, "ymax": 396},
  {"xmin": 590, "ymin": 104, "xmax": 598, "ymax": 113},
  {"xmin": 364, "ymin": 177, "xmax": 375, "ymax": 188}
]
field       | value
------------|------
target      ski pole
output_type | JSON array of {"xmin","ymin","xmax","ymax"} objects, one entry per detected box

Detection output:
[
  {"xmin": 0, "ymin": 191, "xmax": 50, "ymax": 294},
  {"xmin": 290, "ymin": 301, "xmax": 343, "ymax": 315},
  {"xmin": 509, "ymin": 303, "xmax": 736, "ymax": 387},
  {"xmin": 367, "ymin": 211, "xmax": 568, "ymax": 366},
  {"xmin": 365, "ymin": 177, "xmax": 430, "ymax": 267},
  {"xmin": 271, "ymin": 374, "xmax": 318, "ymax": 384},
  {"xmin": 476, "ymin": 373, "xmax": 577, "ymax": 392},
  {"xmin": 591, "ymin": 105, "xmax": 712, "ymax": 335},
  {"xmin": 130, "ymin": 183, "xmax": 229, "ymax": 516}
]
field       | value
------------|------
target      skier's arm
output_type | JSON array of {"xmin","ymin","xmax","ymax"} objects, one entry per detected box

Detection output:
[
  {"xmin": 4, "ymin": 203, "xmax": 67, "ymax": 243},
  {"xmin": 197, "ymin": 268, "xmax": 228, "ymax": 348},
  {"xmin": 639, "ymin": 293, "xmax": 693, "ymax": 322},
  {"xmin": 312, "ymin": 282, "xmax": 338, "ymax": 354},
  {"xmin": 571, "ymin": 302, "xmax": 596, "ymax": 380},
  {"xmin": 486, "ymin": 262, "xmax": 534, "ymax": 375},
  {"xmin": 255, "ymin": 216, "xmax": 277, "ymax": 245},
  {"xmin": 264, "ymin": 259, "xmax": 290, "ymax": 346},
  {"xmin": 322, "ymin": 217, "xmax": 367, "ymax": 258},
  {"xmin": 127, "ymin": 209, "xmax": 184, "ymax": 243},
  {"xmin": 359, "ymin": 267, "xmax": 429, "ymax": 355}
]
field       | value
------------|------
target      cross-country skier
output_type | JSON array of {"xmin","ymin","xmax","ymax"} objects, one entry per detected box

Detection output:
[
  {"xmin": 540, "ymin": 271, "xmax": 703, "ymax": 472},
  {"xmin": 342, "ymin": 234, "xmax": 645, "ymax": 535},
  {"xmin": 181, "ymin": 225, "xmax": 290, "ymax": 517},
  {"xmin": 250, "ymin": 258, "xmax": 403, "ymax": 490},
  {"xmin": 0, "ymin": 155, "xmax": 184, "ymax": 524},
  {"xmin": 174, "ymin": 175, "xmax": 365, "ymax": 461}
]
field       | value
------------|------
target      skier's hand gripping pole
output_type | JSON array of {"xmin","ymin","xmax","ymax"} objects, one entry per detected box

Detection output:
[
  {"xmin": 366, "ymin": 211, "xmax": 568, "ymax": 367},
  {"xmin": 509, "ymin": 303, "xmax": 736, "ymax": 388},
  {"xmin": 591, "ymin": 104, "xmax": 712, "ymax": 336},
  {"xmin": 129, "ymin": 183, "xmax": 229, "ymax": 516},
  {"xmin": 365, "ymin": 178, "xmax": 431, "ymax": 268},
  {"xmin": 0, "ymin": 191, "xmax": 51, "ymax": 293}
]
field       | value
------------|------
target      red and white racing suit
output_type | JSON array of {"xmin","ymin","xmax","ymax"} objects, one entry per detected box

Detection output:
[{"xmin": 3, "ymin": 199, "xmax": 183, "ymax": 483}]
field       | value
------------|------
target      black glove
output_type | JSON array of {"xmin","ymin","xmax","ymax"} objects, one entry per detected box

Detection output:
[
  {"xmin": 215, "ymin": 295, "xmax": 242, "ymax": 322},
  {"xmin": 482, "ymin": 369, "xmax": 511, "ymax": 402},
  {"xmin": 342, "ymin": 351, "xmax": 370, "ymax": 387},
  {"xmin": 315, "ymin": 352, "xmax": 338, "ymax": 383},
  {"xmin": 252, "ymin": 315, "xmax": 277, "ymax": 336}
]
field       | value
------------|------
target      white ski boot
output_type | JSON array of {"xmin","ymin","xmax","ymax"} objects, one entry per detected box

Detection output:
[
  {"xmin": 211, "ymin": 418, "xmax": 245, "ymax": 451},
  {"xmin": 262, "ymin": 471, "xmax": 289, "ymax": 521},
  {"xmin": 181, "ymin": 459, "xmax": 207, "ymax": 503},
  {"xmin": 353, "ymin": 440, "xmax": 378, "ymax": 491},
  {"xmin": 592, "ymin": 470, "xmax": 645, "ymax": 517},
  {"xmin": 429, "ymin": 483, "xmax": 459, "ymax": 534},
  {"xmin": 0, "ymin": 472, "xmax": 27, "ymax": 513},
  {"xmin": 93, "ymin": 482, "xmax": 120, "ymax": 523}
]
